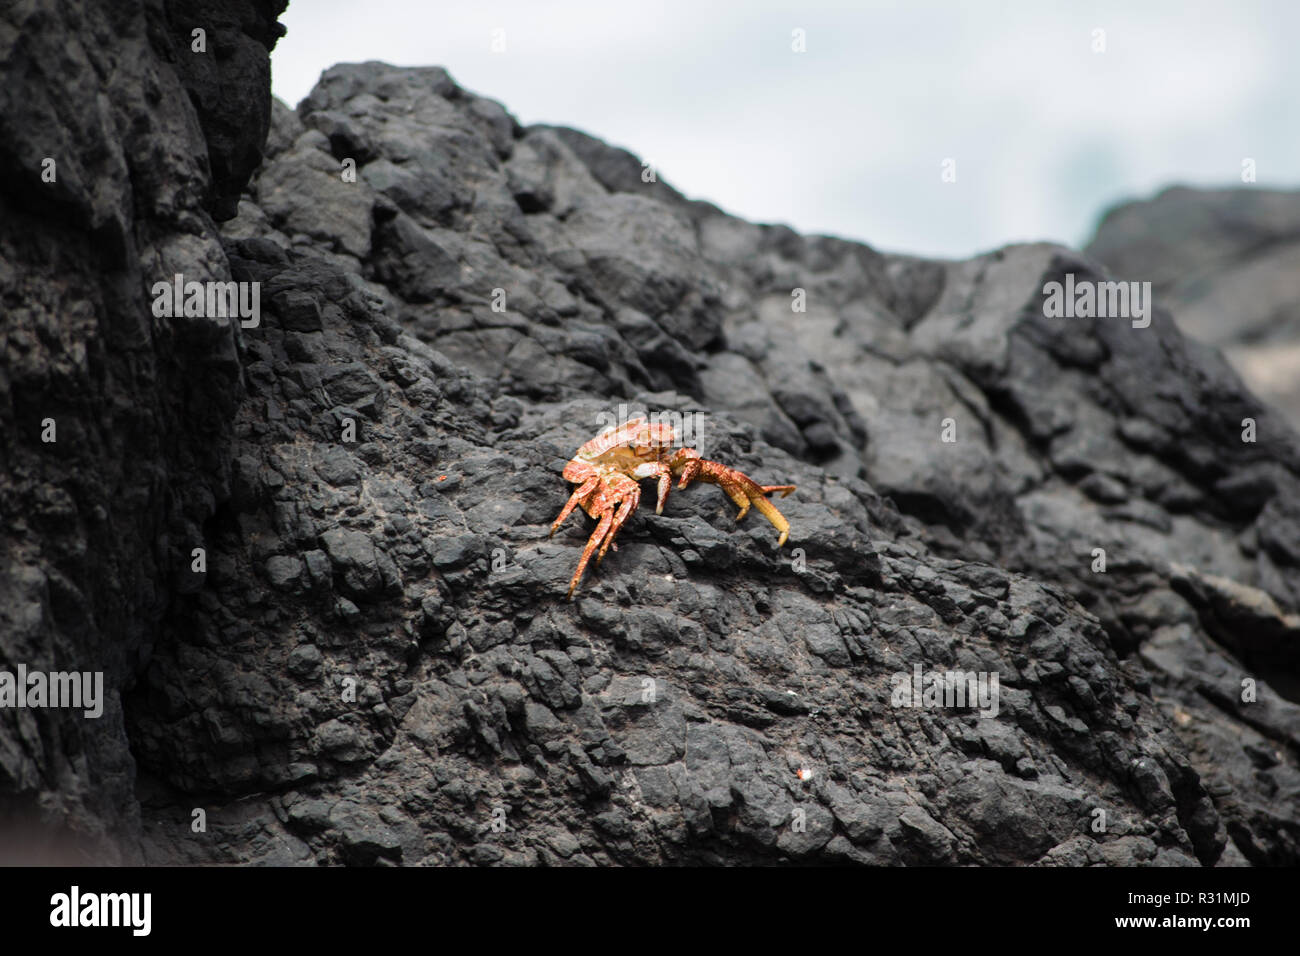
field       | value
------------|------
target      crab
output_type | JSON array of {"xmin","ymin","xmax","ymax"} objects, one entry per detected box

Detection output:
[{"xmin": 550, "ymin": 416, "xmax": 795, "ymax": 598}]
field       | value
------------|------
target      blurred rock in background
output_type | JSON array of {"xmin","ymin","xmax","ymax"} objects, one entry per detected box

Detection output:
[{"xmin": 1089, "ymin": 186, "xmax": 1300, "ymax": 427}]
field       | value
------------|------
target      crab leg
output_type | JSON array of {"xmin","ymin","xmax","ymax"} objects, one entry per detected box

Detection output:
[
  {"xmin": 597, "ymin": 485, "xmax": 640, "ymax": 564},
  {"xmin": 550, "ymin": 474, "xmax": 600, "ymax": 536},
  {"xmin": 568, "ymin": 508, "xmax": 614, "ymax": 599}
]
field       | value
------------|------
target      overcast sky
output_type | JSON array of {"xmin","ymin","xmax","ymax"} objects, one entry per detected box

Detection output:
[{"xmin": 269, "ymin": 0, "xmax": 1300, "ymax": 260}]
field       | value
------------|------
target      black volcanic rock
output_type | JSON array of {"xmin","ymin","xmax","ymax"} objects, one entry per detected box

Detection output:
[
  {"xmin": 3, "ymin": 30, "xmax": 1299, "ymax": 867},
  {"xmin": 0, "ymin": 0, "xmax": 287, "ymax": 862},
  {"xmin": 1088, "ymin": 185, "xmax": 1300, "ymax": 427}
]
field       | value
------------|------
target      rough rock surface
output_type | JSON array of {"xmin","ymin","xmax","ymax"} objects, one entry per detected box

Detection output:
[
  {"xmin": 2, "ymin": 14, "xmax": 1298, "ymax": 865},
  {"xmin": 0, "ymin": 0, "xmax": 287, "ymax": 862},
  {"xmin": 1088, "ymin": 185, "xmax": 1300, "ymax": 428}
]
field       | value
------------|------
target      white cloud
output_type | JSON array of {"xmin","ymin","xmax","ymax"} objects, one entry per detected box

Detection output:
[{"xmin": 271, "ymin": 0, "xmax": 1300, "ymax": 258}]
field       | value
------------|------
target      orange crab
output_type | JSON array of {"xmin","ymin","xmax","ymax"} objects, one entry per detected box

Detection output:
[{"xmin": 550, "ymin": 416, "xmax": 796, "ymax": 598}]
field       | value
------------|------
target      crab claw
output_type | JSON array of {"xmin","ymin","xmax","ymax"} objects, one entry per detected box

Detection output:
[
  {"xmin": 671, "ymin": 452, "xmax": 795, "ymax": 546},
  {"xmin": 630, "ymin": 460, "xmax": 673, "ymax": 515}
]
